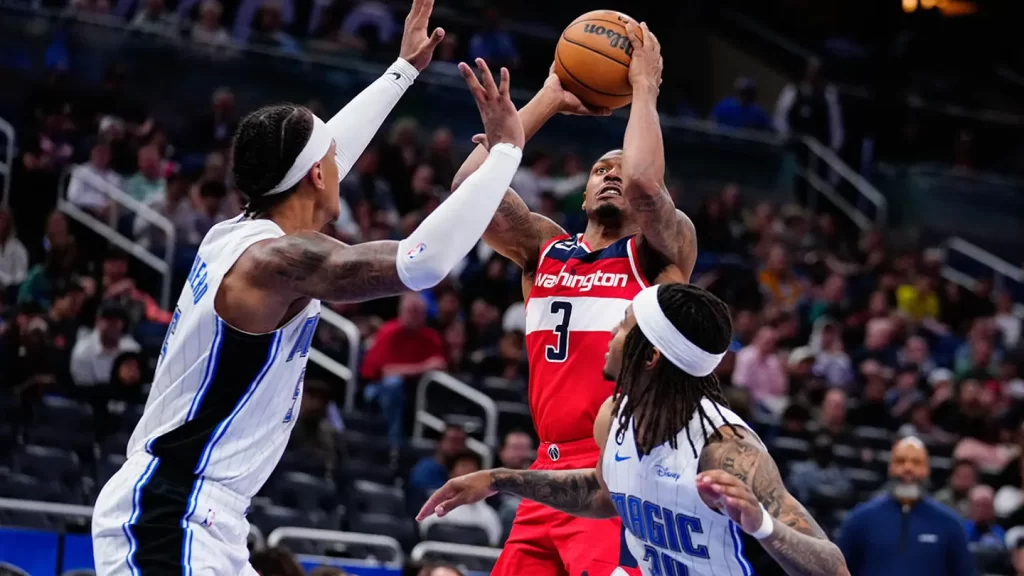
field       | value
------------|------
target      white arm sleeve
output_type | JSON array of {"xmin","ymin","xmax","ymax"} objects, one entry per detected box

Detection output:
[
  {"xmin": 325, "ymin": 58, "xmax": 418, "ymax": 179},
  {"xmin": 396, "ymin": 143, "xmax": 522, "ymax": 291}
]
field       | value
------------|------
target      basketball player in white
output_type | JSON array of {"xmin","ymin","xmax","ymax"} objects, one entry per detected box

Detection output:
[
  {"xmin": 91, "ymin": 1, "xmax": 526, "ymax": 572},
  {"xmin": 419, "ymin": 283, "xmax": 850, "ymax": 576}
]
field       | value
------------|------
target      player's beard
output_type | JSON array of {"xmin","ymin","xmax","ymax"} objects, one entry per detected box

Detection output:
[{"xmin": 592, "ymin": 203, "xmax": 624, "ymax": 227}]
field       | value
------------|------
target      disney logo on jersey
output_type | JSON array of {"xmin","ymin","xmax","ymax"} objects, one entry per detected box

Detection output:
[
  {"xmin": 654, "ymin": 464, "xmax": 680, "ymax": 481},
  {"xmin": 534, "ymin": 270, "xmax": 628, "ymax": 292}
]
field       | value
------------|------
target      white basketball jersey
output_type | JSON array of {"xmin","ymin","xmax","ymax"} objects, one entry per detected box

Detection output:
[
  {"xmin": 602, "ymin": 397, "xmax": 761, "ymax": 576},
  {"xmin": 127, "ymin": 216, "xmax": 321, "ymax": 501}
]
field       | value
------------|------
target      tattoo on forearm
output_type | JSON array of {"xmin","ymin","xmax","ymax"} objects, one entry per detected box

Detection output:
[
  {"xmin": 699, "ymin": 431, "xmax": 848, "ymax": 576},
  {"xmin": 257, "ymin": 232, "xmax": 406, "ymax": 303},
  {"xmin": 490, "ymin": 469, "xmax": 614, "ymax": 518}
]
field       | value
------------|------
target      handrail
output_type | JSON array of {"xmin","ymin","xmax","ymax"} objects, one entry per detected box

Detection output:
[
  {"xmin": 797, "ymin": 164, "xmax": 871, "ymax": 231},
  {"xmin": 410, "ymin": 541, "xmax": 501, "ymax": 561},
  {"xmin": 415, "ymin": 410, "xmax": 493, "ymax": 469},
  {"xmin": 800, "ymin": 136, "xmax": 888, "ymax": 227},
  {"xmin": 59, "ymin": 167, "xmax": 176, "ymax": 309},
  {"xmin": 267, "ymin": 527, "xmax": 404, "ymax": 566},
  {"xmin": 944, "ymin": 237, "xmax": 1023, "ymax": 283},
  {"xmin": 413, "ymin": 370, "xmax": 498, "ymax": 449},
  {"xmin": 0, "ymin": 117, "xmax": 13, "ymax": 209},
  {"xmin": 317, "ymin": 307, "xmax": 361, "ymax": 411}
]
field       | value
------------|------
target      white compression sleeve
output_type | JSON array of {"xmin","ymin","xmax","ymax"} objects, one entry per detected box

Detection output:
[
  {"xmin": 325, "ymin": 58, "xmax": 418, "ymax": 178},
  {"xmin": 396, "ymin": 143, "xmax": 523, "ymax": 291}
]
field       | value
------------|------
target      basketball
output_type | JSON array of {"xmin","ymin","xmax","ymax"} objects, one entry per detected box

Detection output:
[{"xmin": 554, "ymin": 10, "xmax": 639, "ymax": 110}]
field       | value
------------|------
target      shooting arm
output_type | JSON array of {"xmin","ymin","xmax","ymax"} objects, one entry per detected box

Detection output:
[
  {"xmin": 621, "ymin": 83, "xmax": 697, "ymax": 278},
  {"xmin": 489, "ymin": 468, "xmax": 616, "ymax": 519},
  {"xmin": 699, "ymin": 429, "xmax": 850, "ymax": 576},
  {"xmin": 248, "ymin": 144, "xmax": 522, "ymax": 301},
  {"xmin": 451, "ymin": 90, "xmax": 565, "ymax": 270},
  {"xmin": 326, "ymin": 58, "xmax": 418, "ymax": 179}
]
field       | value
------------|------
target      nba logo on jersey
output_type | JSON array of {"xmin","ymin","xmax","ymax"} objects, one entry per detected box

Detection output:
[
  {"xmin": 407, "ymin": 242, "xmax": 426, "ymax": 259},
  {"xmin": 547, "ymin": 444, "xmax": 560, "ymax": 461}
]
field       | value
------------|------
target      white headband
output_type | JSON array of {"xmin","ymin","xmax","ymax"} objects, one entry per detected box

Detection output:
[
  {"xmin": 632, "ymin": 285, "xmax": 726, "ymax": 377},
  {"xmin": 266, "ymin": 114, "xmax": 333, "ymax": 195}
]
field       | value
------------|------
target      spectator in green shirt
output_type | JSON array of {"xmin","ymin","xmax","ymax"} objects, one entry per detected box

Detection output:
[{"xmin": 122, "ymin": 144, "xmax": 166, "ymax": 203}]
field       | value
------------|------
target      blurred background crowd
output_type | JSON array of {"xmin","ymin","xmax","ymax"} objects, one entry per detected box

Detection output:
[{"xmin": 1, "ymin": 0, "xmax": 1024, "ymax": 575}]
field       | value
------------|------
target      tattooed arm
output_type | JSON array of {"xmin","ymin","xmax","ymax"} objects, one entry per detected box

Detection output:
[
  {"xmin": 697, "ymin": 427, "xmax": 850, "ymax": 576},
  {"xmin": 417, "ymin": 397, "xmax": 619, "ymax": 521},
  {"xmin": 620, "ymin": 23, "xmax": 697, "ymax": 281},
  {"xmin": 245, "ymin": 233, "xmax": 407, "ymax": 303}
]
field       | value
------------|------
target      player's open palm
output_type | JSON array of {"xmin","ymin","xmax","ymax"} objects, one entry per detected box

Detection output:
[
  {"xmin": 459, "ymin": 58, "xmax": 525, "ymax": 150},
  {"xmin": 624, "ymin": 21, "xmax": 662, "ymax": 91},
  {"xmin": 399, "ymin": 0, "xmax": 445, "ymax": 72},
  {"xmin": 696, "ymin": 470, "xmax": 766, "ymax": 534},
  {"xmin": 415, "ymin": 470, "xmax": 497, "ymax": 521}
]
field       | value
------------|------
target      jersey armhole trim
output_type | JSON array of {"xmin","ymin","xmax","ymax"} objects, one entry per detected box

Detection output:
[{"xmin": 626, "ymin": 236, "xmax": 651, "ymax": 289}]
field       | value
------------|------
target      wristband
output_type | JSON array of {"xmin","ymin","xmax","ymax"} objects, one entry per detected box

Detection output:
[{"xmin": 748, "ymin": 503, "xmax": 774, "ymax": 540}]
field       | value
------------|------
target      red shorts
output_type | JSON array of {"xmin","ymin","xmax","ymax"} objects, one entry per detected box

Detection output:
[{"xmin": 492, "ymin": 437, "xmax": 641, "ymax": 576}]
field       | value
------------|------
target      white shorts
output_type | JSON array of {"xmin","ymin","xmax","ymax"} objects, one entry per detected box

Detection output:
[{"xmin": 92, "ymin": 453, "xmax": 257, "ymax": 576}]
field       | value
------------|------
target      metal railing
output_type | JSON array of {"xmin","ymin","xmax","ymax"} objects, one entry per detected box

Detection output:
[
  {"xmin": 410, "ymin": 541, "xmax": 502, "ymax": 562},
  {"xmin": 57, "ymin": 166, "xmax": 176, "ymax": 309},
  {"xmin": 413, "ymin": 371, "xmax": 498, "ymax": 468},
  {"xmin": 312, "ymin": 307, "xmax": 362, "ymax": 412},
  {"xmin": 0, "ymin": 117, "xmax": 14, "ymax": 208},
  {"xmin": 267, "ymin": 527, "xmax": 404, "ymax": 566},
  {"xmin": 940, "ymin": 237, "xmax": 1024, "ymax": 318}
]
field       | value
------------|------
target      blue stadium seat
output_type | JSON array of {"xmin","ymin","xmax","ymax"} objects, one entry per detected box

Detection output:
[
  {"xmin": 832, "ymin": 444, "xmax": 863, "ymax": 468},
  {"xmin": 342, "ymin": 411, "xmax": 388, "ymax": 436},
  {"xmin": 115, "ymin": 403, "xmax": 146, "ymax": 433},
  {"xmin": 344, "ymin": 432, "xmax": 392, "ymax": 465},
  {"xmin": 34, "ymin": 396, "xmax": 93, "ymax": 430},
  {"xmin": 425, "ymin": 522, "xmax": 491, "ymax": 547},
  {"xmin": 277, "ymin": 449, "xmax": 331, "ymax": 477},
  {"xmin": 14, "ymin": 445, "xmax": 80, "ymax": 484},
  {"xmin": 101, "ymin": 432, "xmax": 132, "ymax": 458},
  {"xmin": 340, "ymin": 459, "xmax": 395, "ymax": 486},
  {"xmin": 0, "ymin": 509, "xmax": 60, "ymax": 532},
  {"xmin": 349, "ymin": 513, "xmax": 417, "ymax": 551},
  {"xmin": 269, "ymin": 472, "xmax": 339, "ymax": 517},
  {"xmin": 0, "ymin": 472, "xmax": 61, "ymax": 502},
  {"xmin": 351, "ymin": 480, "xmax": 405, "ymax": 516},
  {"xmin": 247, "ymin": 504, "xmax": 324, "ymax": 535},
  {"xmin": 399, "ymin": 442, "xmax": 435, "ymax": 476}
]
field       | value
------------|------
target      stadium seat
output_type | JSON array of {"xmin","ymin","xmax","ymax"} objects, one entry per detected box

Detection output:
[
  {"xmin": 351, "ymin": 480, "xmax": 406, "ymax": 516},
  {"xmin": 269, "ymin": 471, "xmax": 339, "ymax": 517},
  {"xmin": 0, "ymin": 472, "xmax": 61, "ymax": 502},
  {"xmin": 340, "ymin": 458, "xmax": 395, "ymax": 486},
  {"xmin": 400, "ymin": 441, "xmax": 435, "ymax": 476},
  {"xmin": 416, "ymin": 548, "xmax": 498, "ymax": 573},
  {"xmin": 931, "ymin": 456, "xmax": 953, "ymax": 487},
  {"xmin": 349, "ymin": 513, "xmax": 417, "ymax": 551},
  {"xmin": 344, "ymin": 432, "xmax": 393, "ymax": 465},
  {"xmin": 847, "ymin": 468, "xmax": 883, "ymax": 499},
  {"xmin": 342, "ymin": 411, "xmax": 388, "ymax": 436},
  {"xmin": 768, "ymin": 436, "xmax": 810, "ymax": 470},
  {"xmin": 277, "ymin": 449, "xmax": 331, "ymax": 477},
  {"xmin": 481, "ymin": 377, "xmax": 527, "ymax": 403},
  {"xmin": 0, "ymin": 509, "xmax": 61, "ymax": 532},
  {"xmin": 496, "ymin": 402, "xmax": 533, "ymax": 441},
  {"xmin": 101, "ymin": 432, "xmax": 132, "ymax": 457},
  {"xmin": 425, "ymin": 523, "xmax": 491, "ymax": 547},
  {"xmin": 832, "ymin": 444, "xmax": 862, "ymax": 468},
  {"xmin": 116, "ymin": 403, "xmax": 146, "ymax": 433},
  {"xmin": 851, "ymin": 426, "xmax": 892, "ymax": 450},
  {"xmin": 14, "ymin": 445, "xmax": 80, "ymax": 485},
  {"xmin": 247, "ymin": 504, "xmax": 324, "ymax": 534}
]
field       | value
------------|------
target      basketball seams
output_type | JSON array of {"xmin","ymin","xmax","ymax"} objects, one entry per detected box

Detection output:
[
  {"xmin": 554, "ymin": 48, "xmax": 632, "ymax": 98},
  {"xmin": 559, "ymin": 35, "xmax": 631, "ymax": 68}
]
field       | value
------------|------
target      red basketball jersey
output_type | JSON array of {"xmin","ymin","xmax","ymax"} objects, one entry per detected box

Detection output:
[{"xmin": 525, "ymin": 233, "xmax": 649, "ymax": 444}]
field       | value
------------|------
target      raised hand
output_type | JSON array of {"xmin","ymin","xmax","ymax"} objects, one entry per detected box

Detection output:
[
  {"xmin": 624, "ymin": 21, "xmax": 663, "ymax": 92},
  {"xmin": 459, "ymin": 59, "xmax": 525, "ymax": 150},
  {"xmin": 416, "ymin": 470, "xmax": 496, "ymax": 521},
  {"xmin": 542, "ymin": 63, "xmax": 612, "ymax": 116},
  {"xmin": 399, "ymin": 0, "xmax": 445, "ymax": 72},
  {"xmin": 696, "ymin": 470, "xmax": 765, "ymax": 534}
]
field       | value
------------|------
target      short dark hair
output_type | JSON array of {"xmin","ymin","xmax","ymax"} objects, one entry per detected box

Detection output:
[
  {"xmin": 450, "ymin": 450, "xmax": 482, "ymax": 470},
  {"xmin": 199, "ymin": 180, "xmax": 227, "ymax": 199},
  {"xmin": 232, "ymin": 104, "xmax": 314, "ymax": 217},
  {"xmin": 951, "ymin": 459, "xmax": 977, "ymax": 475},
  {"xmin": 614, "ymin": 284, "xmax": 735, "ymax": 457}
]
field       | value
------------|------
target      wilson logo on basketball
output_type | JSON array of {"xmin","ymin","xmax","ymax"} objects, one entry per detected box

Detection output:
[{"xmin": 582, "ymin": 24, "xmax": 633, "ymax": 56}]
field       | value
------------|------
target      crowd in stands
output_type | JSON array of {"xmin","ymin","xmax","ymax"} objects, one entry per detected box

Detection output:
[{"xmin": 1, "ymin": 2, "xmax": 1024, "ymax": 575}]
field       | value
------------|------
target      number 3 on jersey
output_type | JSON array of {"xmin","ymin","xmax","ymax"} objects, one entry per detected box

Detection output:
[{"xmin": 545, "ymin": 300, "xmax": 573, "ymax": 362}]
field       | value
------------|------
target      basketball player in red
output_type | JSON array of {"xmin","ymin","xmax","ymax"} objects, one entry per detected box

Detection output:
[{"xmin": 449, "ymin": 23, "xmax": 690, "ymax": 576}]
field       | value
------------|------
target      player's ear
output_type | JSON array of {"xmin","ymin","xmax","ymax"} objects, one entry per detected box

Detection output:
[{"xmin": 645, "ymin": 348, "xmax": 661, "ymax": 370}]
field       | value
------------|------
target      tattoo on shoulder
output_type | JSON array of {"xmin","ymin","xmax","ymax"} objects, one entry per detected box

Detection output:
[{"xmin": 699, "ymin": 430, "xmax": 828, "ymax": 539}]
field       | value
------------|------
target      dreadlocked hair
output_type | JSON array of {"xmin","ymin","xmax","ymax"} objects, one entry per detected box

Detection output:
[
  {"xmin": 231, "ymin": 104, "xmax": 314, "ymax": 218},
  {"xmin": 613, "ymin": 283, "xmax": 737, "ymax": 458}
]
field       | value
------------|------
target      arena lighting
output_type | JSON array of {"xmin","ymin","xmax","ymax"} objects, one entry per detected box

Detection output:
[
  {"xmin": 902, "ymin": 0, "xmax": 918, "ymax": 13},
  {"xmin": 921, "ymin": 0, "xmax": 936, "ymax": 8}
]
